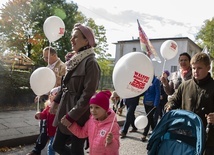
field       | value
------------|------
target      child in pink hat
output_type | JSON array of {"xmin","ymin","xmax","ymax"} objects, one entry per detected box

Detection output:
[{"xmin": 68, "ymin": 90, "xmax": 120, "ymax": 155}]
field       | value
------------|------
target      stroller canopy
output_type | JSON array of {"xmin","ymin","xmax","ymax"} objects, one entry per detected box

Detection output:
[{"xmin": 147, "ymin": 109, "xmax": 205, "ymax": 155}]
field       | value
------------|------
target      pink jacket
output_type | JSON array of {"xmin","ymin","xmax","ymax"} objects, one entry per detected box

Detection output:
[{"xmin": 68, "ymin": 109, "xmax": 120, "ymax": 155}]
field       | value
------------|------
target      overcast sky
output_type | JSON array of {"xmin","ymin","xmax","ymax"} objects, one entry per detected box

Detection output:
[
  {"xmin": 71, "ymin": 0, "xmax": 213, "ymax": 57},
  {"xmin": 1, "ymin": 0, "xmax": 213, "ymax": 57}
]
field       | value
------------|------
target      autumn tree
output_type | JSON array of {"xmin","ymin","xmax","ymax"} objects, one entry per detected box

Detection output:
[
  {"xmin": 0, "ymin": 0, "xmax": 113, "ymax": 104},
  {"xmin": 196, "ymin": 17, "xmax": 214, "ymax": 76},
  {"xmin": 0, "ymin": 0, "xmax": 110, "ymax": 66},
  {"xmin": 196, "ymin": 17, "xmax": 214, "ymax": 58},
  {"xmin": 28, "ymin": 0, "xmax": 79, "ymax": 66},
  {"xmin": 0, "ymin": 0, "xmax": 34, "ymax": 55}
]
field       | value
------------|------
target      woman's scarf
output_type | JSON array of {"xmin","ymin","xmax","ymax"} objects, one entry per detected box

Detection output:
[
  {"xmin": 180, "ymin": 67, "xmax": 191, "ymax": 78},
  {"xmin": 65, "ymin": 48, "xmax": 94, "ymax": 71}
]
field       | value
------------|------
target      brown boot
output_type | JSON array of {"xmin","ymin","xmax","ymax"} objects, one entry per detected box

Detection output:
[
  {"xmin": 117, "ymin": 107, "xmax": 124, "ymax": 116},
  {"xmin": 141, "ymin": 135, "xmax": 147, "ymax": 142},
  {"xmin": 120, "ymin": 132, "xmax": 126, "ymax": 138}
]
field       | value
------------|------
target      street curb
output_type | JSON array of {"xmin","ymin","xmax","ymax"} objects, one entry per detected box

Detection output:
[{"xmin": 0, "ymin": 135, "xmax": 39, "ymax": 148}]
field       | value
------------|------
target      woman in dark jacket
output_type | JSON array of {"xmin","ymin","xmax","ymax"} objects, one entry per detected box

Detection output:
[{"xmin": 51, "ymin": 23, "xmax": 100, "ymax": 155}]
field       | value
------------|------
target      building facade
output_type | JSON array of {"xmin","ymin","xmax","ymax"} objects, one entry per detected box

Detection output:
[{"xmin": 114, "ymin": 37, "xmax": 202, "ymax": 77}]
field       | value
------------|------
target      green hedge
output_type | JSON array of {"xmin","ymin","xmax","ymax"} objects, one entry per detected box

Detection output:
[{"xmin": 0, "ymin": 66, "xmax": 35, "ymax": 108}]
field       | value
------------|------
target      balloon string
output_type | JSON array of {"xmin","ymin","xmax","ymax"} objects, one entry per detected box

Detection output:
[
  {"xmin": 106, "ymin": 99, "xmax": 122, "ymax": 147},
  {"xmin": 162, "ymin": 59, "xmax": 166, "ymax": 73},
  {"xmin": 37, "ymin": 96, "xmax": 40, "ymax": 112},
  {"xmin": 109, "ymin": 99, "xmax": 122, "ymax": 132},
  {"xmin": 48, "ymin": 42, "xmax": 51, "ymax": 66},
  {"xmin": 109, "ymin": 110, "xmax": 117, "ymax": 133},
  {"xmin": 146, "ymin": 106, "xmax": 156, "ymax": 117},
  {"xmin": 105, "ymin": 113, "xmax": 116, "ymax": 147}
]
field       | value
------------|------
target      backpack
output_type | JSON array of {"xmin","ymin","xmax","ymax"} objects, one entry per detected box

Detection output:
[{"xmin": 147, "ymin": 109, "xmax": 205, "ymax": 155}]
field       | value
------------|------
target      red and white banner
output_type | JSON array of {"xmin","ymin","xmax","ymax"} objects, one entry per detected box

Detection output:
[{"xmin": 137, "ymin": 19, "xmax": 161, "ymax": 63}]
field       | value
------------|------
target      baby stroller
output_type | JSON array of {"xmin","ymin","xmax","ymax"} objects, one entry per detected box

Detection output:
[{"xmin": 147, "ymin": 109, "xmax": 205, "ymax": 155}]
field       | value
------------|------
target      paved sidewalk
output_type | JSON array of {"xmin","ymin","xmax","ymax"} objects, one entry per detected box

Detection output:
[
  {"xmin": 0, "ymin": 104, "xmax": 147, "ymax": 153},
  {"xmin": 0, "ymin": 110, "xmax": 39, "ymax": 147}
]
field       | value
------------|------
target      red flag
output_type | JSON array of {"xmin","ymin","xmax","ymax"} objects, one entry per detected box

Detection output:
[{"xmin": 137, "ymin": 19, "xmax": 161, "ymax": 63}]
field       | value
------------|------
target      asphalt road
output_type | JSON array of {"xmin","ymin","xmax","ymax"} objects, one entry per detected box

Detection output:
[{"xmin": 0, "ymin": 128, "xmax": 148, "ymax": 155}]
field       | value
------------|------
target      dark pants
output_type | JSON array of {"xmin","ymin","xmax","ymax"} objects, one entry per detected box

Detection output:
[
  {"xmin": 153, "ymin": 105, "xmax": 159, "ymax": 127},
  {"xmin": 113, "ymin": 99, "xmax": 124, "ymax": 113},
  {"xmin": 143, "ymin": 104, "xmax": 156, "ymax": 136},
  {"xmin": 53, "ymin": 128, "xmax": 85, "ymax": 155},
  {"xmin": 32, "ymin": 119, "xmax": 48, "ymax": 154},
  {"xmin": 121, "ymin": 102, "xmax": 138, "ymax": 134},
  {"xmin": 204, "ymin": 147, "xmax": 214, "ymax": 155}
]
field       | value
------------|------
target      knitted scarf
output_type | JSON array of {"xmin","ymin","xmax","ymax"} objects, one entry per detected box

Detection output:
[{"xmin": 65, "ymin": 48, "xmax": 94, "ymax": 71}]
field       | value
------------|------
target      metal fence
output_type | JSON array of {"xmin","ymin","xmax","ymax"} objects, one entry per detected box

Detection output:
[{"xmin": 99, "ymin": 75, "xmax": 114, "ymax": 90}]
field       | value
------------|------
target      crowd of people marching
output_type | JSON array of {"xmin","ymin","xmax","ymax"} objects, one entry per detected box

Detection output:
[{"xmin": 26, "ymin": 22, "xmax": 214, "ymax": 155}]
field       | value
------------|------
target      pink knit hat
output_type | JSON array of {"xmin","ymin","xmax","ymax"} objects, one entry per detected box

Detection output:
[
  {"xmin": 89, "ymin": 90, "xmax": 112, "ymax": 111},
  {"xmin": 74, "ymin": 23, "xmax": 96, "ymax": 47},
  {"xmin": 50, "ymin": 86, "xmax": 60, "ymax": 95}
]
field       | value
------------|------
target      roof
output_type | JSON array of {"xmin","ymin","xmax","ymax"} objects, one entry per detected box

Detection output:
[
  {"xmin": 0, "ymin": 51, "xmax": 34, "ymax": 70},
  {"xmin": 113, "ymin": 37, "xmax": 201, "ymax": 50}
]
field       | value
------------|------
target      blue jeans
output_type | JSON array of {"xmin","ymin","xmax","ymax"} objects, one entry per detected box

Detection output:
[{"xmin": 48, "ymin": 137, "xmax": 55, "ymax": 155}]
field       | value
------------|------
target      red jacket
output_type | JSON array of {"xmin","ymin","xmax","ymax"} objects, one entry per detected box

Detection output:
[{"xmin": 39, "ymin": 106, "xmax": 56, "ymax": 137}]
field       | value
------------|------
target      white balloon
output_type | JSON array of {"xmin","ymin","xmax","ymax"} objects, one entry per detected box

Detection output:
[
  {"xmin": 134, "ymin": 115, "xmax": 148, "ymax": 129},
  {"xmin": 30, "ymin": 67, "xmax": 56, "ymax": 96},
  {"xmin": 112, "ymin": 52, "xmax": 154, "ymax": 98},
  {"xmin": 160, "ymin": 40, "xmax": 178, "ymax": 60},
  {"xmin": 43, "ymin": 16, "xmax": 65, "ymax": 42}
]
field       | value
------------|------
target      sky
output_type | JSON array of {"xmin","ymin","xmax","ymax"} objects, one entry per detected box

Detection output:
[
  {"xmin": 1, "ymin": 0, "xmax": 213, "ymax": 57},
  {"xmin": 71, "ymin": 0, "xmax": 213, "ymax": 57}
]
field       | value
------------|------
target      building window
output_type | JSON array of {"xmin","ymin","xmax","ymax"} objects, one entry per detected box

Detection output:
[{"xmin": 171, "ymin": 66, "xmax": 177, "ymax": 72}]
